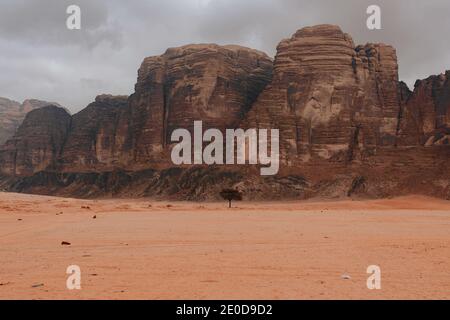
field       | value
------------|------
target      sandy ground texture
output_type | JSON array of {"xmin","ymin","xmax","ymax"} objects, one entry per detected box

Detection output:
[{"xmin": 0, "ymin": 192, "xmax": 449, "ymax": 300}]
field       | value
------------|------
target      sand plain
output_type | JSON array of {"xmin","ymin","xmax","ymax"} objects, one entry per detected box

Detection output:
[{"xmin": 0, "ymin": 192, "xmax": 449, "ymax": 300}]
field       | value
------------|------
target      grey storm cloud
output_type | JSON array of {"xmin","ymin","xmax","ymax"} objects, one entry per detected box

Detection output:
[
  {"xmin": 0, "ymin": 0, "xmax": 122, "ymax": 49},
  {"xmin": 1, "ymin": 0, "xmax": 450, "ymax": 113}
]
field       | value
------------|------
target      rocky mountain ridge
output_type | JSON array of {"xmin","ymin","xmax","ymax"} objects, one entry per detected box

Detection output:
[{"xmin": 0, "ymin": 25, "xmax": 449, "ymax": 200}]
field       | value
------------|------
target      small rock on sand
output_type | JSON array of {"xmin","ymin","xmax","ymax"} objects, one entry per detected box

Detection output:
[{"xmin": 61, "ymin": 241, "xmax": 71, "ymax": 246}]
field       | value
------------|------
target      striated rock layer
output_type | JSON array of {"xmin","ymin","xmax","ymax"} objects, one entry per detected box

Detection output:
[
  {"xmin": 125, "ymin": 44, "xmax": 273, "ymax": 165},
  {"xmin": 0, "ymin": 98, "xmax": 62, "ymax": 145},
  {"xmin": 244, "ymin": 25, "xmax": 402, "ymax": 164},
  {"xmin": 60, "ymin": 94, "xmax": 129, "ymax": 171}
]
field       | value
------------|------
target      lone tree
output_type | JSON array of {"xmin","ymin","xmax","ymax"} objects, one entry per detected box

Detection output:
[{"xmin": 220, "ymin": 189, "xmax": 243, "ymax": 208}]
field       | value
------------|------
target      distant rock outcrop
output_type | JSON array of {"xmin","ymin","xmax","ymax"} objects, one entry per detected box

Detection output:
[
  {"xmin": 397, "ymin": 71, "xmax": 450, "ymax": 146},
  {"xmin": 0, "ymin": 98, "xmax": 62, "ymax": 145},
  {"xmin": 0, "ymin": 105, "xmax": 71, "ymax": 176}
]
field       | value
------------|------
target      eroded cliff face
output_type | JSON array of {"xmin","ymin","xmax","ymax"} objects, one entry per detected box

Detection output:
[
  {"xmin": 397, "ymin": 71, "xmax": 450, "ymax": 146},
  {"xmin": 126, "ymin": 44, "xmax": 273, "ymax": 165},
  {"xmin": 60, "ymin": 95, "xmax": 128, "ymax": 171},
  {"xmin": 244, "ymin": 25, "xmax": 402, "ymax": 164},
  {"xmin": 0, "ymin": 98, "xmax": 62, "ymax": 145},
  {"xmin": 0, "ymin": 106, "xmax": 71, "ymax": 176}
]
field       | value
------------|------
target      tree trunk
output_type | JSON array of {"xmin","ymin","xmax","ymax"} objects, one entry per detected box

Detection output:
[{"xmin": 228, "ymin": 200, "xmax": 231, "ymax": 208}]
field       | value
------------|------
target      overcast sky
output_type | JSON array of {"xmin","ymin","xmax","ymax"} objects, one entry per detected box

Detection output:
[{"xmin": 1, "ymin": 0, "xmax": 449, "ymax": 113}]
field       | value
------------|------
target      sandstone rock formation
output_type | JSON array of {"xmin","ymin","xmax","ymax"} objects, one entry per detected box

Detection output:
[
  {"xmin": 0, "ymin": 98, "xmax": 61, "ymax": 145},
  {"xmin": 0, "ymin": 44, "xmax": 273, "ymax": 174},
  {"xmin": 0, "ymin": 25, "xmax": 449, "ymax": 200},
  {"xmin": 0, "ymin": 105, "xmax": 71, "ymax": 176},
  {"xmin": 60, "ymin": 94, "xmax": 128, "ymax": 171},
  {"xmin": 126, "ymin": 44, "xmax": 273, "ymax": 165},
  {"xmin": 244, "ymin": 25, "xmax": 402, "ymax": 164},
  {"xmin": 397, "ymin": 71, "xmax": 450, "ymax": 146}
]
